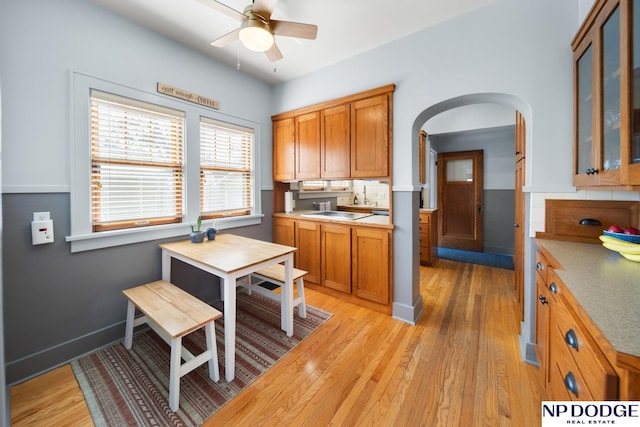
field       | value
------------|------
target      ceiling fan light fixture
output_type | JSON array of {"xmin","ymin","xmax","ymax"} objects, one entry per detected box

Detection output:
[{"xmin": 239, "ymin": 18, "xmax": 274, "ymax": 52}]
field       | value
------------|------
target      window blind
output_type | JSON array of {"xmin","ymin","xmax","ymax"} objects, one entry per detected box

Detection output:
[
  {"xmin": 200, "ymin": 117, "xmax": 254, "ymax": 218},
  {"xmin": 90, "ymin": 90, "xmax": 185, "ymax": 231}
]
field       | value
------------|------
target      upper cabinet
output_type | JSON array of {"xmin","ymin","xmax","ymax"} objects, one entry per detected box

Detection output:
[
  {"xmin": 272, "ymin": 84, "xmax": 394, "ymax": 182},
  {"xmin": 273, "ymin": 118, "xmax": 295, "ymax": 182},
  {"xmin": 295, "ymin": 111, "xmax": 321, "ymax": 179},
  {"xmin": 573, "ymin": 0, "xmax": 640, "ymax": 188},
  {"xmin": 350, "ymin": 94, "xmax": 390, "ymax": 178}
]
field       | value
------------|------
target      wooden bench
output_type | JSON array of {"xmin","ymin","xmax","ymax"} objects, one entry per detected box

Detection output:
[
  {"xmin": 240, "ymin": 264, "xmax": 307, "ymax": 321},
  {"xmin": 122, "ymin": 280, "xmax": 222, "ymax": 412}
]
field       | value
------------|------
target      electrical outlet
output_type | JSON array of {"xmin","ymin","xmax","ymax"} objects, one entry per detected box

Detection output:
[{"xmin": 33, "ymin": 212, "xmax": 50, "ymax": 221}]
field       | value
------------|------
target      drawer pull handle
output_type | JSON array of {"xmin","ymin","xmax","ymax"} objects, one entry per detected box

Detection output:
[
  {"xmin": 549, "ymin": 282, "xmax": 558, "ymax": 294},
  {"xmin": 565, "ymin": 329, "xmax": 579, "ymax": 351},
  {"xmin": 536, "ymin": 262, "xmax": 543, "ymax": 270},
  {"xmin": 564, "ymin": 372, "xmax": 579, "ymax": 397},
  {"xmin": 538, "ymin": 295, "xmax": 548, "ymax": 305}
]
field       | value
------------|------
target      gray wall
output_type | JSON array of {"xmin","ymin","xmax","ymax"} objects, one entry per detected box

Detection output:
[
  {"xmin": 430, "ymin": 125, "xmax": 516, "ymax": 255},
  {"xmin": 2, "ymin": 191, "xmax": 272, "ymax": 383},
  {"xmin": 2, "ymin": 192, "xmax": 273, "ymax": 384}
]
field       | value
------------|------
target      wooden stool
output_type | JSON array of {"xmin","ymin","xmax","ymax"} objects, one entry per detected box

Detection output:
[
  {"xmin": 122, "ymin": 280, "xmax": 222, "ymax": 412},
  {"xmin": 242, "ymin": 264, "xmax": 307, "ymax": 320}
]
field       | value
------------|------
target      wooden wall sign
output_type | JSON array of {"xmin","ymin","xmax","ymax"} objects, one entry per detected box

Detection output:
[{"xmin": 157, "ymin": 83, "xmax": 220, "ymax": 110}]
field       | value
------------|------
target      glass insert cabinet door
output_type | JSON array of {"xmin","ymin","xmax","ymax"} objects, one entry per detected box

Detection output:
[
  {"xmin": 576, "ymin": 44, "xmax": 593, "ymax": 176},
  {"xmin": 633, "ymin": 0, "xmax": 640, "ymax": 165},
  {"xmin": 602, "ymin": 7, "xmax": 621, "ymax": 171}
]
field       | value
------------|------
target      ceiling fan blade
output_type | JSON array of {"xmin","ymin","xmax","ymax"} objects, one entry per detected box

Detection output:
[
  {"xmin": 252, "ymin": 0, "xmax": 278, "ymax": 20},
  {"xmin": 271, "ymin": 20, "xmax": 318, "ymax": 40},
  {"xmin": 210, "ymin": 28, "xmax": 240, "ymax": 47},
  {"xmin": 265, "ymin": 42, "xmax": 283, "ymax": 62},
  {"xmin": 195, "ymin": 0, "xmax": 245, "ymax": 21}
]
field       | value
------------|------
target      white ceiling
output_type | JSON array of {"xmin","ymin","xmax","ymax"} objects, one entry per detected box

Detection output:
[{"xmin": 92, "ymin": 0, "xmax": 498, "ymax": 85}]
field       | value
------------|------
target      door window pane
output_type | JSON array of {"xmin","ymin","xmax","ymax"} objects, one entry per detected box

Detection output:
[{"xmin": 447, "ymin": 159, "xmax": 473, "ymax": 182}]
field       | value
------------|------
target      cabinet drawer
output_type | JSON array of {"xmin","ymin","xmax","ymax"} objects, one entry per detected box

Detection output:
[
  {"xmin": 419, "ymin": 213, "xmax": 431, "ymax": 225},
  {"xmin": 535, "ymin": 251, "xmax": 549, "ymax": 284},
  {"xmin": 420, "ymin": 247, "xmax": 431, "ymax": 262},
  {"xmin": 419, "ymin": 232, "xmax": 430, "ymax": 248},
  {"xmin": 550, "ymin": 320, "xmax": 594, "ymax": 400},
  {"xmin": 419, "ymin": 222, "xmax": 430, "ymax": 234},
  {"xmin": 552, "ymin": 298, "xmax": 618, "ymax": 400}
]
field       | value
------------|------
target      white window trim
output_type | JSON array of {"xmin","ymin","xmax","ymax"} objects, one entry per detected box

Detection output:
[{"xmin": 67, "ymin": 71, "xmax": 262, "ymax": 252}]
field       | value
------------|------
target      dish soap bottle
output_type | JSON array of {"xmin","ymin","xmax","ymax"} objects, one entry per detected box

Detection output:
[{"xmin": 354, "ymin": 195, "xmax": 359, "ymax": 205}]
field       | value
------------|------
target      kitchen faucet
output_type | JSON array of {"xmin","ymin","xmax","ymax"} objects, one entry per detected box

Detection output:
[{"xmin": 364, "ymin": 185, "xmax": 369, "ymax": 205}]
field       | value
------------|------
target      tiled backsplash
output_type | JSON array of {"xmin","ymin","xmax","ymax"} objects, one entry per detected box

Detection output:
[
  {"xmin": 529, "ymin": 190, "xmax": 640, "ymax": 237},
  {"xmin": 337, "ymin": 180, "xmax": 390, "ymax": 207}
]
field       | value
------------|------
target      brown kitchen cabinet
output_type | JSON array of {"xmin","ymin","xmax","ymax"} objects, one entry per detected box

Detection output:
[
  {"xmin": 352, "ymin": 227, "xmax": 390, "ymax": 305},
  {"xmin": 534, "ymin": 250, "xmax": 553, "ymax": 388},
  {"xmin": 419, "ymin": 210, "xmax": 438, "ymax": 266},
  {"xmin": 321, "ymin": 104, "xmax": 351, "ymax": 178},
  {"xmin": 546, "ymin": 269, "xmax": 618, "ymax": 400},
  {"xmin": 295, "ymin": 111, "xmax": 321, "ymax": 179},
  {"xmin": 273, "ymin": 118, "xmax": 296, "ymax": 181},
  {"xmin": 272, "ymin": 214, "xmax": 393, "ymax": 314},
  {"xmin": 572, "ymin": 0, "xmax": 640, "ymax": 188},
  {"xmin": 350, "ymin": 94, "xmax": 390, "ymax": 178},
  {"xmin": 272, "ymin": 84, "xmax": 394, "ymax": 182},
  {"xmin": 273, "ymin": 217, "xmax": 295, "ymax": 247},
  {"xmin": 321, "ymin": 224, "xmax": 351, "ymax": 293},
  {"xmin": 535, "ymin": 244, "xmax": 624, "ymax": 401},
  {"xmin": 294, "ymin": 220, "xmax": 321, "ymax": 285}
]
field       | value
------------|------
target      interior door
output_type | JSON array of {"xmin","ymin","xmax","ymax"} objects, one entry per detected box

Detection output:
[{"xmin": 437, "ymin": 150, "xmax": 484, "ymax": 251}]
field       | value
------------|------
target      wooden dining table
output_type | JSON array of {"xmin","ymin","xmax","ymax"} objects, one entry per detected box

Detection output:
[{"xmin": 159, "ymin": 233, "xmax": 297, "ymax": 381}]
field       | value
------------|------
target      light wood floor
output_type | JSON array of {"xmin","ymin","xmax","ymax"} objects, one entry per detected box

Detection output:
[{"xmin": 10, "ymin": 260, "xmax": 546, "ymax": 426}]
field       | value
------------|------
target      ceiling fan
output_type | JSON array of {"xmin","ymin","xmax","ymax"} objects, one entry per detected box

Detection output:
[{"xmin": 197, "ymin": 0, "xmax": 318, "ymax": 61}]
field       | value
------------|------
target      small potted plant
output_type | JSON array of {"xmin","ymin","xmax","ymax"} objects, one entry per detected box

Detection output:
[
  {"xmin": 190, "ymin": 215, "xmax": 205, "ymax": 243},
  {"xmin": 206, "ymin": 221, "xmax": 218, "ymax": 241}
]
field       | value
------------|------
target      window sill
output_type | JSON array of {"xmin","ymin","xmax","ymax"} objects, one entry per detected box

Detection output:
[{"xmin": 65, "ymin": 214, "xmax": 263, "ymax": 253}]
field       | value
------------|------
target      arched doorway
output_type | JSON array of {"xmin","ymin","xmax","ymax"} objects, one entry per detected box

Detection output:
[{"xmin": 413, "ymin": 93, "xmax": 531, "ymax": 327}]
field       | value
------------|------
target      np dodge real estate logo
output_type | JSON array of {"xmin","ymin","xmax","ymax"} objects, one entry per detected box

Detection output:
[{"xmin": 542, "ymin": 402, "xmax": 640, "ymax": 426}]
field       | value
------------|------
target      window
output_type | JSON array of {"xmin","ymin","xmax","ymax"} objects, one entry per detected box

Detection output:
[
  {"xmin": 90, "ymin": 90, "xmax": 185, "ymax": 231},
  {"xmin": 200, "ymin": 118, "xmax": 254, "ymax": 219},
  {"xmin": 68, "ymin": 73, "xmax": 262, "ymax": 252}
]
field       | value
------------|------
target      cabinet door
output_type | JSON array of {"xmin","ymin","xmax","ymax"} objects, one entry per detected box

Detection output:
[
  {"xmin": 273, "ymin": 118, "xmax": 295, "ymax": 181},
  {"xmin": 535, "ymin": 273, "xmax": 550, "ymax": 388},
  {"xmin": 294, "ymin": 220, "xmax": 321, "ymax": 284},
  {"xmin": 321, "ymin": 104, "xmax": 351, "ymax": 178},
  {"xmin": 351, "ymin": 94, "xmax": 390, "ymax": 178},
  {"xmin": 321, "ymin": 224, "xmax": 351, "ymax": 293},
  {"xmin": 352, "ymin": 227, "xmax": 390, "ymax": 305},
  {"xmin": 273, "ymin": 217, "xmax": 295, "ymax": 247},
  {"xmin": 573, "ymin": 1, "xmax": 623, "ymax": 187},
  {"xmin": 626, "ymin": 0, "xmax": 640, "ymax": 183},
  {"xmin": 295, "ymin": 112, "xmax": 321, "ymax": 179}
]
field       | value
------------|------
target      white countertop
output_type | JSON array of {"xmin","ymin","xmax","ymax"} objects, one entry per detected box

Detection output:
[{"xmin": 274, "ymin": 210, "xmax": 392, "ymax": 228}]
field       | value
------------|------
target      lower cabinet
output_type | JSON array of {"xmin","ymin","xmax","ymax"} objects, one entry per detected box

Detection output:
[
  {"xmin": 419, "ymin": 210, "xmax": 438, "ymax": 266},
  {"xmin": 352, "ymin": 227, "xmax": 390, "ymax": 305},
  {"xmin": 321, "ymin": 224, "xmax": 352, "ymax": 293},
  {"xmin": 535, "ymin": 249, "xmax": 619, "ymax": 400},
  {"xmin": 294, "ymin": 220, "xmax": 321, "ymax": 285},
  {"xmin": 273, "ymin": 216, "xmax": 392, "ymax": 312}
]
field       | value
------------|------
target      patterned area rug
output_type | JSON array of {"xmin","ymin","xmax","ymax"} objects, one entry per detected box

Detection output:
[{"xmin": 71, "ymin": 292, "xmax": 332, "ymax": 426}]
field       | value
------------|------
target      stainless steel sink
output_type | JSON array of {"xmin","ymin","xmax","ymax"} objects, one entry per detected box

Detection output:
[{"xmin": 300, "ymin": 211, "xmax": 373, "ymax": 221}]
